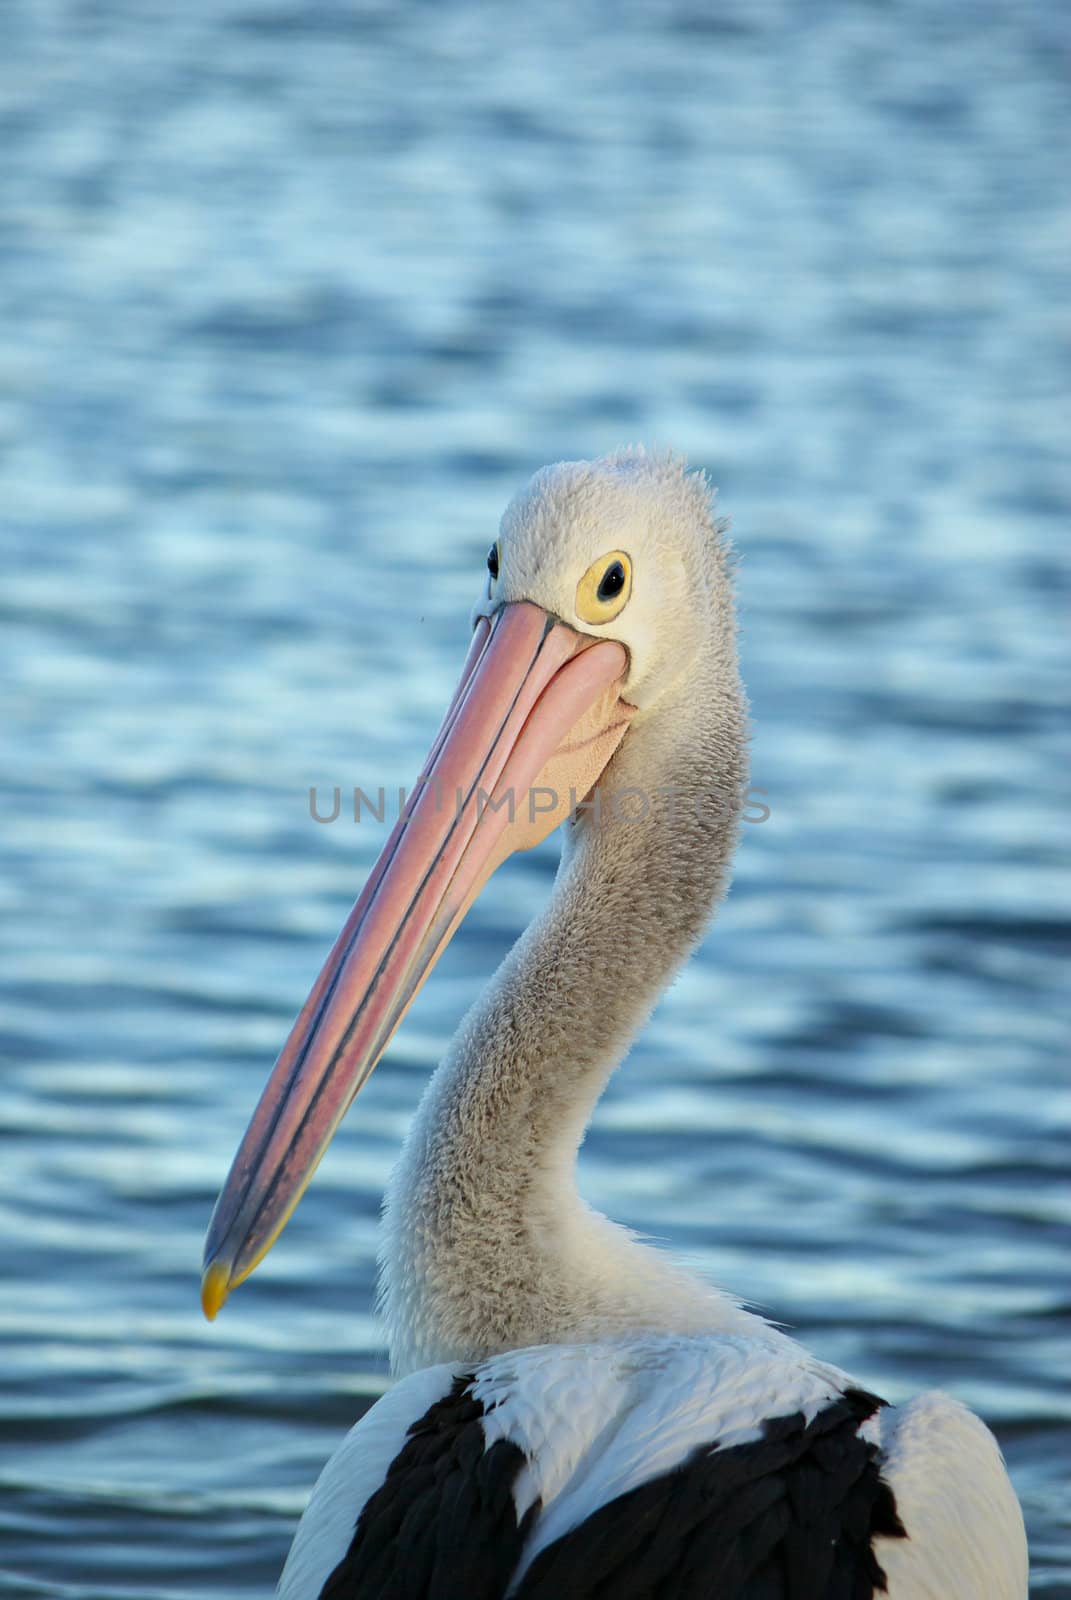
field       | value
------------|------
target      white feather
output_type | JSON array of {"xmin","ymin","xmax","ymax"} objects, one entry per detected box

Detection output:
[
  {"xmin": 872, "ymin": 1392, "xmax": 1028, "ymax": 1599},
  {"xmin": 471, "ymin": 1333, "xmax": 854, "ymax": 1586}
]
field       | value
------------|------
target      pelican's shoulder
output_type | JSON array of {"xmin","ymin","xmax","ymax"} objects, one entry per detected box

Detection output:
[
  {"xmin": 277, "ymin": 1332, "xmax": 911, "ymax": 1599},
  {"xmin": 469, "ymin": 1330, "xmax": 863, "ymax": 1518}
]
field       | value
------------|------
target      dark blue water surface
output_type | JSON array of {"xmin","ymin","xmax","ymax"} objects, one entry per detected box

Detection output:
[{"xmin": 2, "ymin": 1, "xmax": 1068, "ymax": 1594}]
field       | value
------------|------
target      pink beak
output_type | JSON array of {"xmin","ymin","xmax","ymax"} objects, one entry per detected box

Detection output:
[{"xmin": 202, "ymin": 602, "xmax": 633, "ymax": 1317}]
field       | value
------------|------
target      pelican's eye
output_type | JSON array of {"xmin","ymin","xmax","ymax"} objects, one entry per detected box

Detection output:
[
  {"xmin": 486, "ymin": 542, "xmax": 500, "ymax": 590},
  {"xmin": 576, "ymin": 550, "xmax": 632, "ymax": 625}
]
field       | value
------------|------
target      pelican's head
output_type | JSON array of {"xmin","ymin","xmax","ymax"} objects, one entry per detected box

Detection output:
[
  {"xmin": 478, "ymin": 448, "xmax": 730, "ymax": 711},
  {"xmin": 201, "ymin": 449, "xmax": 731, "ymax": 1319}
]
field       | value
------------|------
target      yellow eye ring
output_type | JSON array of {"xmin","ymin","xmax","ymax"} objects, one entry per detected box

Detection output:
[{"xmin": 576, "ymin": 550, "xmax": 632, "ymax": 625}]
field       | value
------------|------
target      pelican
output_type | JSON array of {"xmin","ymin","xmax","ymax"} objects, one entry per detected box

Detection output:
[{"xmin": 202, "ymin": 450, "xmax": 1027, "ymax": 1598}]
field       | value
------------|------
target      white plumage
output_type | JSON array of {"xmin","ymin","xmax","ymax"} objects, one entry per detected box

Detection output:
[
  {"xmin": 280, "ymin": 1336, "xmax": 1026, "ymax": 1599},
  {"xmin": 473, "ymin": 1339, "xmax": 867, "ymax": 1567},
  {"xmin": 202, "ymin": 450, "xmax": 1028, "ymax": 1599}
]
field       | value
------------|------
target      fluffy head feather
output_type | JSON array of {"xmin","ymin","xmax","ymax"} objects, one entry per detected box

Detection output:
[{"xmin": 476, "ymin": 447, "xmax": 733, "ymax": 710}]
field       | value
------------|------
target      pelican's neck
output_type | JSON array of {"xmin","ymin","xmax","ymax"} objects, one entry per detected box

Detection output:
[{"xmin": 380, "ymin": 650, "xmax": 771, "ymax": 1376}]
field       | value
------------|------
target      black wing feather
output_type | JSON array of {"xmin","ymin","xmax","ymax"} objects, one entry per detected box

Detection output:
[
  {"xmin": 514, "ymin": 1386, "xmax": 906, "ymax": 1600},
  {"xmin": 319, "ymin": 1377, "xmax": 905, "ymax": 1600},
  {"xmin": 319, "ymin": 1376, "xmax": 540, "ymax": 1600}
]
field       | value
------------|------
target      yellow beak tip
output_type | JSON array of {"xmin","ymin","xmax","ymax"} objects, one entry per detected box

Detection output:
[{"xmin": 201, "ymin": 1261, "xmax": 231, "ymax": 1322}]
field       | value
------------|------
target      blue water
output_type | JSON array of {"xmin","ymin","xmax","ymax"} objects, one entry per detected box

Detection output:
[{"xmin": 2, "ymin": 1, "xmax": 1068, "ymax": 1593}]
